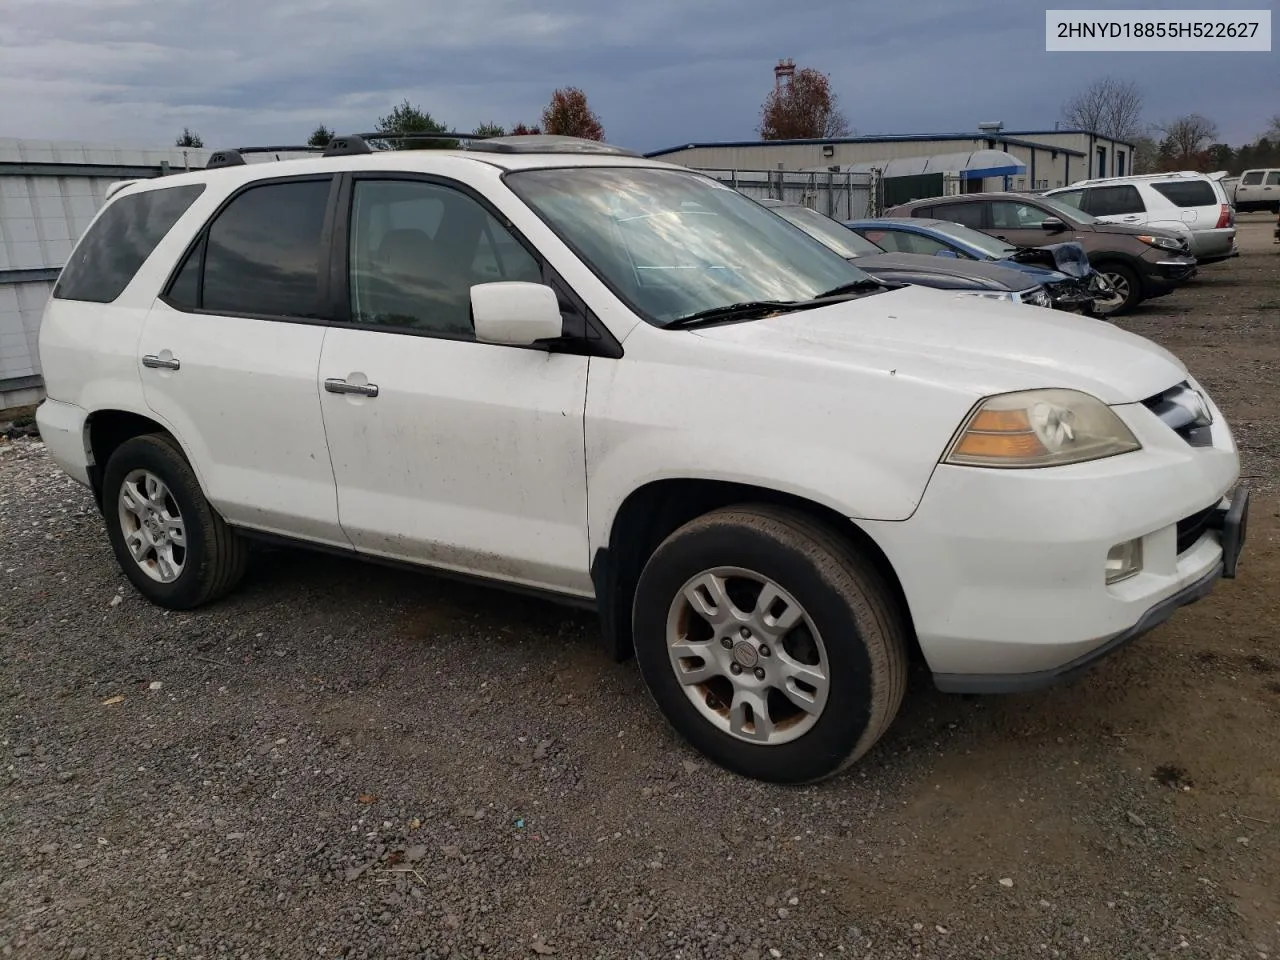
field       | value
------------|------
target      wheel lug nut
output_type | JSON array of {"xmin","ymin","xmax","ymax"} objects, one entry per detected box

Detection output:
[
  {"xmin": 739, "ymin": 627, "xmax": 750, "ymax": 639},
  {"xmin": 730, "ymin": 663, "xmax": 743, "ymax": 675},
  {"xmin": 720, "ymin": 637, "xmax": 733, "ymax": 649},
  {"xmin": 758, "ymin": 644, "xmax": 771, "ymax": 657},
  {"xmin": 754, "ymin": 667, "xmax": 766, "ymax": 680}
]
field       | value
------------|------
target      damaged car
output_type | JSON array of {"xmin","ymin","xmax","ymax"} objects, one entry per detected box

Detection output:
[
  {"xmin": 757, "ymin": 199, "xmax": 1055, "ymax": 308},
  {"xmin": 846, "ymin": 217, "xmax": 1112, "ymax": 314}
]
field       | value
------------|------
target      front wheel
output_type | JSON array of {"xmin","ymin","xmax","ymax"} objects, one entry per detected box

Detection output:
[
  {"xmin": 102, "ymin": 433, "xmax": 248, "ymax": 609},
  {"xmin": 1091, "ymin": 263, "xmax": 1141, "ymax": 316},
  {"xmin": 631, "ymin": 505, "xmax": 909, "ymax": 783}
]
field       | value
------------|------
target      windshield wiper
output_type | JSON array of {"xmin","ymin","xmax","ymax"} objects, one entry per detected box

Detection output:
[
  {"xmin": 664, "ymin": 300, "xmax": 803, "ymax": 329},
  {"xmin": 812, "ymin": 279, "xmax": 886, "ymax": 298}
]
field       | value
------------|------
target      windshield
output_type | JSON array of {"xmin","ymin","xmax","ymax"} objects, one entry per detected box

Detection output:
[
  {"xmin": 1036, "ymin": 194, "xmax": 1100, "ymax": 225},
  {"xmin": 505, "ymin": 167, "xmax": 876, "ymax": 326},
  {"xmin": 921, "ymin": 221, "xmax": 1018, "ymax": 258},
  {"xmin": 766, "ymin": 203, "xmax": 883, "ymax": 259}
]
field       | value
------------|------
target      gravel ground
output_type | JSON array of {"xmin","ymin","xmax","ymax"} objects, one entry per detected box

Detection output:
[{"xmin": 2, "ymin": 216, "xmax": 1278, "ymax": 960}]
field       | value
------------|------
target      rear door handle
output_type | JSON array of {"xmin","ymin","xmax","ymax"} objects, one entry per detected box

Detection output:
[
  {"xmin": 142, "ymin": 354, "xmax": 180, "ymax": 370},
  {"xmin": 324, "ymin": 378, "xmax": 379, "ymax": 398}
]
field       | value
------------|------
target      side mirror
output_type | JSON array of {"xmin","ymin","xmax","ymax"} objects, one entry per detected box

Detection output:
[
  {"xmin": 1040, "ymin": 217, "xmax": 1067, "ymax": 232},
  {"xmin": 471, "ymin": 281, "xmax": 564, "ymax": 346},
  {"xmin": 934, "ymin": 249, "xmax": 961, "ymax": 258}
]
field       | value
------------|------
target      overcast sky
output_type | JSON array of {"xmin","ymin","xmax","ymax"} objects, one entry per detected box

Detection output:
[{"xmin": 1, "ymin": 0, "xmax": 1275, "ymax": 153}]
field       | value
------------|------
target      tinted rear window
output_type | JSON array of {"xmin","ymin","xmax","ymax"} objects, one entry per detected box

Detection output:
[
  {"xmin": 1151, "ymin": 180, "xmax": 1217, "ymax": 208},
  {"xmin": 53, "ymin": 183, "xmax": 205, "ymax": 303}
]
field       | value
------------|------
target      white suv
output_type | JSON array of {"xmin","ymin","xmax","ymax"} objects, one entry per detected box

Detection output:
[
  {"xmin": 35, "ymin": 133, "xmax": 1250, "ymax": 783},
  {"xmin": 1045, "ymin": 172, "xmax": 1237, "ymax": 264}
]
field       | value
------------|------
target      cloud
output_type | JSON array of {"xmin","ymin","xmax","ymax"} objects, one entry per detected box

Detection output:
[{"xmin": 0, "ymin": 0, "xmax": 1272, "ymax": 152}]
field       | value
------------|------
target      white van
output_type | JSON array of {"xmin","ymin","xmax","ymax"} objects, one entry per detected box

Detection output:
[{"xmin": 1234, "ymin": 169, "xmax": 1280, "ymax": 213}]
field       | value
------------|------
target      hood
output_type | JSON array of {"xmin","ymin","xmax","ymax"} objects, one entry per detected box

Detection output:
[
  {"xmin": 690, "ymin": 284, "xmax": 1187, "ymax": 405},
  {"xmin": 1008, "ymin": 241, "xmax": 1093, "ymax": 278},
  {"xmin": 852, "ymin": 252, "xmax": 1040, "ymax": 290}
]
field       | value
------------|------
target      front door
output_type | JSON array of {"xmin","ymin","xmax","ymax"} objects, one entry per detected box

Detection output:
[
  {"xmin": 138, "ymin": 175, "xmax": 348, "ymax": 546},
  {"xmin": 317, "ymin": 175, "xmax": 593, "ymax": 596},
  {"xmin": 987, "ymin": 199, "xmax": 1082, "ymax": 247}
]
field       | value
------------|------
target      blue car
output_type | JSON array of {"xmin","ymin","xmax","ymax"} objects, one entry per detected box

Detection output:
[{"xmin": 846, "ymin": 217, "xmax": 1113, "ymax": 313}]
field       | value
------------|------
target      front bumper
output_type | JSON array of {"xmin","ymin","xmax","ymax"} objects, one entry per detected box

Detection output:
[
  {"xmin": 859, "ymin": 386, "xmax": 1244, "ymax": 693},
  {"xmin": 1152, "ymin": 256, "xmax": 1197, "ymax": 282}
]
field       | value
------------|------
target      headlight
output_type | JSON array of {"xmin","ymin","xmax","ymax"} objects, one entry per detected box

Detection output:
[
  {"xmin": 1021, "ymin": 286, "xmax": 1052, "ymax": 308},
  {"xmin": 1137, "ymin": 234, "xmax": 1182, "ymax": 252},
  {"xmin": 944, "ymin": 389, "xmax": 1142, "ymax": 468},
  {"xmin": 957, "ymin": 290, "xmax": 1017, "ymax": 303}
]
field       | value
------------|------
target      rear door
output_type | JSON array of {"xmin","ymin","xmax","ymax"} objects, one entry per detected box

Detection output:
[
  {"xmin": 1081, "ymin": 184, "xmax": 1147, "ymax": 227},
  {"xmin": 138, "ymin": 175, "xmax": 348, "ymax": 546}
]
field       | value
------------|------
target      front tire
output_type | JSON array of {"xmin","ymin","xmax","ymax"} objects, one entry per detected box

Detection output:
[
  {"xmin": 1091, "ymin": 262, "xmax": 1142, "ymax": 316},
  {"xmin": 631, "ymin": 505, "xmax": 908, "ymax": 784},
  {"xmin": 102, "ymin": 434, "xmax": 248, "ymax": 609}
]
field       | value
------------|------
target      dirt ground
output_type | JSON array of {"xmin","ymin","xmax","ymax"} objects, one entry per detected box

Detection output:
[{"xmin": 1, "ymin": 215, "xmax": 1277, "ymax": 960}]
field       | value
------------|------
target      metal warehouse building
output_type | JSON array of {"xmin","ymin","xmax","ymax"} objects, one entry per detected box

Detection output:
[{"xmin": 646, "ymin": 128, "xmax": 1135, "ymax": 196}]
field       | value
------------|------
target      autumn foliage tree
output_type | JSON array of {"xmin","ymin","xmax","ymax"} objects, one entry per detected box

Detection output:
[
  {"xmin": 540, "ymin": 87, "xmax": 604, "ymax": 140},
  {"xmin": 510, "ymin": 123, "xmax": 542, "ymax": 135},
  {"xmin": 758, "ymin": 67, "xmax": 851, "ymax": 140}
]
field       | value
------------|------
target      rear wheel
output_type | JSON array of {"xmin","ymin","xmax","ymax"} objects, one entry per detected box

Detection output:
[
  {"xmin": 1091, "ymin": 263, "xmax": 1141, "ymax": 316},
  {"xmin": 102, "ymin": 434, "xmax": 248, "ymax": 609},
  {"xmin": 631, "ymin": 505, "xmax": 909, "ymax": 783}
]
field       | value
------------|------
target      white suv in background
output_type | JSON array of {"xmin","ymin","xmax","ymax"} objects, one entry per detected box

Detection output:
[
  {"xmin": 1233, "ymin": 169, "xmax": 1280, "ymax": 213},
  {"xmin": 35, "ymin": 133, "xmax": 1249, "ymax": 784},
  {"xmin": 1045, "ymin": 172, "xmax": 1237, "ymax": 264}
]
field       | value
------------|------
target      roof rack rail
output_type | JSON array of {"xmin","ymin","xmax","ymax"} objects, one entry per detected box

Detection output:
[{"xmin": 206, "ymin": 145, "xmax": 324, "ymax": 169}]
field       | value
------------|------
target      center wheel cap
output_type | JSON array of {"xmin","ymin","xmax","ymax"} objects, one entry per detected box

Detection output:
[{"xmin": 732, "ymin": 641, "xmax": 759, "ymax": 670}]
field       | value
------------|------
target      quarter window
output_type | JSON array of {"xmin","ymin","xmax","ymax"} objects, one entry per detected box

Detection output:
[
  {"xmin": 1151, "ymin": 181, "xmax": 1216, "ymax": 207},
  {"xmin": 54, "ymin": 184, "xmax": 205, "ymax": 303},
  {"xmin": 347, "ymin": 179, "xmax": 541, "ymax": 338}
]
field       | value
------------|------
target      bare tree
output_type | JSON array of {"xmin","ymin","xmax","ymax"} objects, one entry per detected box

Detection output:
[
  {"xmin": 1264, "ymin": 114, "xmax": 1280, "ymax": 141},
  {"xmin": 1060, "ymin": 76, "xmax": 1145, "ymax": 140},
  {"xmin": 175, "ymin": 127, "xmax": 204, "ymax": 148},
  {"xmin": 1155, "ymin": 113, "xmax": 1220, "ymax": 165}
]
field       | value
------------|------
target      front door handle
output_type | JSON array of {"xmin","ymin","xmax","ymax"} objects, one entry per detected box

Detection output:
[
  {"xmin": 142, "ymin": 354, "xmax": 180, "ymax": 371},
  {"xmin": 324, "ymin": 378, "xmax": 379, "ymax": 398}
]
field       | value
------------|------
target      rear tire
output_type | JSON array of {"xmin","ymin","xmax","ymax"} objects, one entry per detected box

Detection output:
[
  {"xmin": 1091, "ymin": 262, "xmax": 1142, "ymax": 316},
  {"xmin": 631, "ymin": 504, "xmax": 908, "ymax": 784},
  {"xmin": 102, "ymin": 433, "xmax": 248, "ymax": 609}
]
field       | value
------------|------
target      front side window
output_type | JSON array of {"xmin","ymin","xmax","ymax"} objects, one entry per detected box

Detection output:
[
  {"xmin": 168, "ymin": 178, "xmax": 333, "ymax": 318},
  {"xmin": 1086, "ymin": 185, "xmax": 1144, "ymax": 216},
  {"xmin": 1241, "ymin": 171, "xmax": 1264, "ymax": 185},
  {"xmin": 922, "ymin": 222, "xmax": 1018, "ymax": 259},
  {"xmin": 55, "ymin": 183, "xmax": 205, "ymax": 303},
  {"xmin": 347, "ymin": 179, "xmax": 542, "ymax": 338},
  {"xmin": 990, "ymin": 200, "xmax": 1057, "ymax": 229},
  {"xmin": 505, "ymin": 167, "xmax": 874, "ymax": 327}
]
